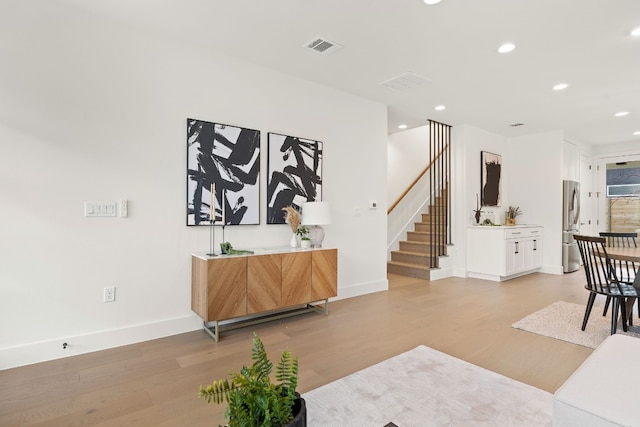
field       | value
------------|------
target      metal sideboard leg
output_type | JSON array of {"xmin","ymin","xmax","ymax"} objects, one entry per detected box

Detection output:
[{"xmin": 203, "ymin": 320, "xmax": 219, "ymax": 342}]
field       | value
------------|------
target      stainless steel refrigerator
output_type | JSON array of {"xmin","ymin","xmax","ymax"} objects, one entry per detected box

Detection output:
[{"xmin": 562, "ymin": 180, "xmax": 581, "ymax": 273}]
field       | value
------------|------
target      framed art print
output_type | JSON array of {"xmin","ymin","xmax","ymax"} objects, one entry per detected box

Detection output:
[
  {"xmin": 481, "ymin": 151, "xmax": 501, "ymax": 207},
  {"xmin": 187, "ymin": 118, "xmax": 261, "ymax": 225},
  {"xmin": 266, "ymin": 133, "xmax": 323, "ymax": 224}
]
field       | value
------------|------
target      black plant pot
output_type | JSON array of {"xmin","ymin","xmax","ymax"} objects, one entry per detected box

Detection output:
[{"xmin": 285, "ymin": 395, "xmax": 306, "ymax": 427}]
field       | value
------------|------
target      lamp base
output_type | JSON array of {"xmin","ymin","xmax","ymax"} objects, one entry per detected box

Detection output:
[{"xmin": 308, "ymin": 225, "xmax": 325, "ymax": 248}]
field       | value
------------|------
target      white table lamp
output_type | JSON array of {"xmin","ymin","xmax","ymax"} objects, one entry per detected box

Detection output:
[{"xmin": 301, "ymin": 201, "xmax": 332, "ymax": 248}]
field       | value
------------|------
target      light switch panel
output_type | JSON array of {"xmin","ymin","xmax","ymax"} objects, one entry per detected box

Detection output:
[{"xmin": 84, "ymin": 202, "xmax": 118, "ymax": 217}]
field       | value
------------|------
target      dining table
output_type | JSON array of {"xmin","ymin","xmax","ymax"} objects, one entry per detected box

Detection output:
[
  {"xmin": 602, "ymin": 246, "xmax": 640, "ymax": 324},
  {"xmin": 604, "ymin": 246, "xmax": 640, "ymax": 287}
]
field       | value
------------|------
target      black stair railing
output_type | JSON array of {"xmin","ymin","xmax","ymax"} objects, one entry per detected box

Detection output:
[{"xmin": 429, "ymin": 120, "xmax": 452, "ymax": 268}]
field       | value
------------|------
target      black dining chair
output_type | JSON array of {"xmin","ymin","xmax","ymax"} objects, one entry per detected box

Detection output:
[
  {"xmin": 599, "ymin": 232, "xmax": 638, "ymax": 322},
  {"xmin": 574, "ymin": 235, "xmax": 638, "ymax": 335}
]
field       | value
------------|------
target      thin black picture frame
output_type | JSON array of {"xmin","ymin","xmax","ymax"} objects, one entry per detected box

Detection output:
[
  {"xmin": 186, "ymin": 118, "xmax": 261, "ymax": 226},
  {"xmin": 266, "ymin": 132, "xmax": 323, "ymax": 224},
  {"xmin": 481, "ymin": 151, "xmax": 502, "ymax": 207}
]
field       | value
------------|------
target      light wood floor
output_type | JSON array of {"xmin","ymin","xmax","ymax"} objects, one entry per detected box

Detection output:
[{"xmin": 0, "ymin": 271, "xmax": 595, "ymax": 426}]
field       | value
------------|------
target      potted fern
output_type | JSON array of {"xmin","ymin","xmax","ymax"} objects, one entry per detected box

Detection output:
[{"xmin": 199, "ymin": 333, "xmax": 306, "ymax": 427}]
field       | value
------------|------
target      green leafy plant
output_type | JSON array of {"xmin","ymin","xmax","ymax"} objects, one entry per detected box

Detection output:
[
  {"xmin": 506, "ymin": 206, "xmax": 522, "ymax": 220},
  {"xmin": 199, "ymin": 333, "xmax": 299, "ymax": 427},
  {"xmin": 220, "ymin": 242, "xmax": 254, "ymax": 255},
  {"xmin": 296, "ymin": 226, "xmax": 310, "ymax": 240}
]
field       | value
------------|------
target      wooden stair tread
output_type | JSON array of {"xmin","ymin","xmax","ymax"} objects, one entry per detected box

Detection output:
[
  {"xmin": 391, "ymin": 250, "xmax": 430, "ymax": 256},
  {"xmin": 400, "ymin": 241, "xmax": 445, "ymax": 247},
  {"xmin": 386, "ymin": 261, "xmax": 430, "ymax": 270},
  {"xmin": 408, "ymin": 230, "xmax": 445, "ymax": 235},
  {"xmin": 392, "ymin": 250, "xmax": 448, "ymax": 258}
]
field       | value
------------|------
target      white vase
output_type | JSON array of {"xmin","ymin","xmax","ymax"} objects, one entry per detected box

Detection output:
[
  {"xmin": 301, "ymin": 239, "xmax": 311, "ymax": 249},
  {"xmin": 290, "ymin": 233, "xmax": 298, "ymax": 248}
]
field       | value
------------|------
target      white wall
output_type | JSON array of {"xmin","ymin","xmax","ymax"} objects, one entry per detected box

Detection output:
[
  {"xmin": 509, "ymin": 131, "xmax": 564, "ymax": 274},
  {"xmin": 0, "ymin": 1, "xmax": 388, "ymax": 369},
  {"xmin": 453, "ymin": 125, "xmax": 509, "ymax": 222},
  {"xmin": 563, "ymin": 140, "xmax": 580, "ymax": 181},
  {"xmin": 387, "ymin": 126, "xmax": 430, "ymax": 205}
]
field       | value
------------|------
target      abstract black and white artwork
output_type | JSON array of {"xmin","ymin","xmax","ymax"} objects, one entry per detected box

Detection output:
[
  {"xmin": 267, "ymin": 133, "xmax": 323, "ymax": 224},
  {"xmin": 481, "ymin": 151, "xmax": 501, "ymax": 207},
  {"xmin": 187, "ymin": 118, "xmax": 261, "ymax": 226}
]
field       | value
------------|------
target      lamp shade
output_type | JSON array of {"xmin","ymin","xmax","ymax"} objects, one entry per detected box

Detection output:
[{"xmin": 301, "ymin": 201, "xmax": 332, "ymax": 225}]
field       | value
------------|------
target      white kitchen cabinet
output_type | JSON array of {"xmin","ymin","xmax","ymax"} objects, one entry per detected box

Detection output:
[{"xmin": 467, "ymin": 225, "xmax": 543, "ymax": 281}]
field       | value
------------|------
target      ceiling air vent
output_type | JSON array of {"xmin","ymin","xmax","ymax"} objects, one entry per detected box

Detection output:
[
  {"xmin": 510, "ymin": 123, "xmax": 524, "ymax": 127},
  {"xmin": 381, "ymin": 72, "xmax": 431, "ymax": 91},
  {"xmin": 304, "ymin": 37, "xmax": 342, "ymax": 55}
]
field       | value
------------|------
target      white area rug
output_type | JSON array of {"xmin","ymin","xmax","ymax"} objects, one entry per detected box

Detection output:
[
  {"xmin": 512, "ymin": 300, "xmax": 640, "ymax": 349},
  {"xmin": 303, "ymin": 345, "xmax": 552, "ymax": 426}
]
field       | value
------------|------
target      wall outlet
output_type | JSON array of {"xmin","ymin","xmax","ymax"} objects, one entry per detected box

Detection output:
[{"xmin": 103, "ymin": 286, "xmax": 116, "ymax": 302}]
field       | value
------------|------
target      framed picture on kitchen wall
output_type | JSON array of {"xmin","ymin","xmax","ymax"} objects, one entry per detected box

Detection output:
[
  {"xmin": 481, "ymin": 151, "xmax": 501, "ymax": 207},
  {"xmin": 266, "ymin": 132, "xmax": 323, "ymax": 224},
  {"xmin": 186, "ymin": 118, "xmax": 261, "ymax": 226}
]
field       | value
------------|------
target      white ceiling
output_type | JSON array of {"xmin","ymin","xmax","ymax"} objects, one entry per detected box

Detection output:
[{"xmin": 62, "ymin": 0, "xmax": 640, "ymax": 145}]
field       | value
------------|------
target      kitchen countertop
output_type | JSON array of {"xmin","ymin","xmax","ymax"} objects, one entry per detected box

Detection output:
[{"xmin": 468, "ymin": 224, "xmax": 542, "ymax": 229}]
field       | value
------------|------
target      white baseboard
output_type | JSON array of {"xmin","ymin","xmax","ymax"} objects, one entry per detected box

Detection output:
[
  {"xmin": 540, "ymin": 264, "xmax": 565, "ymax": 275},
  {"xmin": 453, "ymin": 267, "xmax": 468, "ymax": 278},
  {"xmin": 1, "ymin": 280, "xmax": 390, "ymax": 370},
  {"xmin": 0, "ymin": 315, "xmax": 203, "ymax": 370},
  {"xmin": 430, "ymin": 268, "xmax": 454, "ymax": 281},
  {"xmin": 336, "ymin": 279, "xmax": 388, "ymax": 301}
]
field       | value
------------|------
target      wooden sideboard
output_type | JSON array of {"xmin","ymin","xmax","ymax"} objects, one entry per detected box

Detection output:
[{"xmin": 191, "ymin": 247, "xmax": 338, "ymax": 341}]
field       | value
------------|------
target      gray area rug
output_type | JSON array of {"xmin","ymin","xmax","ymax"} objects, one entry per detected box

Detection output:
[
  {"xmin": 303, "ymin": 345, "xmax": 552, "ymax": 426},
  {"xmin": 512, "ymin": 300, "xmax": 640, "ymax": 348}
]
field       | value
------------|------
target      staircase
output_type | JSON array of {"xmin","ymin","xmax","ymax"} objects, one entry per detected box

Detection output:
[{"xmin": 387, "ymin": 189, "xmax": 450, "ymax": 280}]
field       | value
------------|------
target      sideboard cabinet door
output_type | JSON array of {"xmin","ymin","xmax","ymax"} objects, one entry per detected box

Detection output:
[
  {"xmin": 282, "ymin": 252, "xmax": 312, "ymax": 307},
  {"xmin": 207, "ymin": 257, "xmax": 247, "ymax": 321},
  {"xmin": 247, "ymin": 254, "xmax": 282, "ymax": 314},
  {"xmin": 312, "ymin": 249, "xmax": 338, "ymax": 300}
]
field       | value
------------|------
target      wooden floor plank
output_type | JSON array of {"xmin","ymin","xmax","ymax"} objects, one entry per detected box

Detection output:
[{"xmin": 0, "ymin": 271, "xmax": 595, "ymax": 426}]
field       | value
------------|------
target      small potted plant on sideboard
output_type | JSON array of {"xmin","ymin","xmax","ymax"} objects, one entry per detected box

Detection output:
[
  {"xmin": 297, "ymin": 225, "xmax": 311, "ymax": 249},
  {"xmin": 505, "ymin": 206, "xmax": 522, "ymax": 226}
]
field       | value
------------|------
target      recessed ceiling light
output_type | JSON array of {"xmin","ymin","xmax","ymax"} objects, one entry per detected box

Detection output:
[
  {"xmin": 498, "ymin": 43, "xmax": 516, "ymax": 54},
  {"xmin": 553, "ymin": 83, "xmax": 568, "ymax": 91},
  {"xmin": 423, "ymin": 0, "xmax": 443, "ymax": 5},
  {"xmin": 634, "ymin": 131, "xmax": 640, "ymax": 136},
  {"xmin": 615, "ymin": 111, "xmax": 630, "ymax": 117},
  {"xmin": 398, "ymin": 124, "xmax": 408, "ymax": 129},
  {"xmin": 435, "ymin": 105, "xmax": 446, "ymax": 111},
  {"xmin": 631, "ymin": 27, "xmax": 640, "ymax": 37}
]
